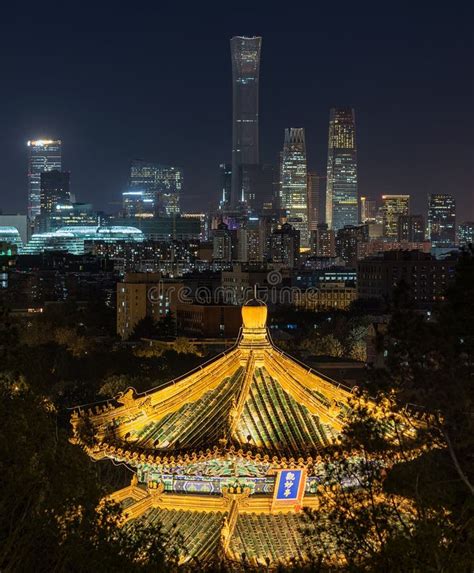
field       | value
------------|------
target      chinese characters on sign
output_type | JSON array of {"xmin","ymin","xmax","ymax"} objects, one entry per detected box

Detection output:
[{"xmin": 272, "ymin": 468, "xmax": 307, "ymax": 511}]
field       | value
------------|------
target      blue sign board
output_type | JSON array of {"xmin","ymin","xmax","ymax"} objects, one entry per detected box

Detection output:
[{"xmin": 275, "ymin": 469, "xmax": 304, "ymax": 501}]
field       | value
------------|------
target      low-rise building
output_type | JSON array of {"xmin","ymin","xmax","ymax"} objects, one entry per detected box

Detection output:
[
  {"xmin": 294, "ymin": 283, "xmax": 357, "ymax": 311},
  {"xmin": 357, "ymin": 250, "xmax": 457, "ymax": 307},
  {"xmin": 176, "ymin": 303, "xmax": 241, "ymax": 337},
  {"xmin": 116, "ymin": 272, "xmax": 182, "ymax": 339}
]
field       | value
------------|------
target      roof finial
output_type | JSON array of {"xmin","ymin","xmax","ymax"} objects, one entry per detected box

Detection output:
[{"xmin": 254, "ymin": 284, "xmax": 257, "ymax": 299}]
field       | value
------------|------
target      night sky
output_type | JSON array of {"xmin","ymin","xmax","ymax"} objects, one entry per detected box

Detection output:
[{"xmin": 0, "ymin": 3, "xmax": 472, "ymax": 219}]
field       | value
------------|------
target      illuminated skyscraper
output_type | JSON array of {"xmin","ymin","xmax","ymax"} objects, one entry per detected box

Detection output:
[
  {"xmin": 219, "ymin": 163, "xmax": 232, "ymax": 209},
  {"xmin": 360, "ymin": 196, "xmax": 377, "ymax": 223},
  {"xmin": 307, "ymin": 171, "xmax": 322, "ymax": 232},
  {"xmin": 458, "ymin": 221, "xmax": 474, "ymax": 247},
  {"xmin": 27, "ymin": 139, "xmax": 62, "ymax": 220},
  {"xmin": 397, "ymin": 214, "xmax": 425, "ymax": 242},
  {"xmin": 428, "ymin": 194, "xmax": 456, "ymax": 247},
  {"xmin": 127, "ymin": 160, "xmax": 182, "ymax": 217},
  {"xmin": 325, "ymin": 108, "xmax": 358, "ymax": 230},
  {"xmin": 280, "ymin": 128, "xmax": 309, "ymax": 247},
  {"xmin": 230, "ymin": 36, "xmax": 262, "ymax": 206},
  {"xmin": 37, "ymin": 170, "xmax": 71, "ymax": 231},
  {"xmin": 311, "ymin": 223, "xmax": 335, "ymax": 257},
  {"xmin": 382, "ymin": 195, "xmax": 410, "ymax": 239}
]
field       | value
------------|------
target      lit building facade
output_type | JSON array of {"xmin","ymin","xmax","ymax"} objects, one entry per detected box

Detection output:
[
  {"xmin": 458, "ymin": 221, "xmax": 474, "ymax": 246},
  {"xmin": 118, "ymin": 216, "xmax": 200, "ymax": 242},
  {"xmin": 381, "ymin": 195, "xmax": 410, "ymax": 239},
  {"xmin": 307, "ymin": 171, "xmax": 321, "ymax": 232},
  {"xmin": 360, "ymin": 196, "xmax": 377, "ymax": 223},
  {"xmin": 325, "ymin": 108, "xmax": 358, "ymax": 231},
  {"xmin": 116, "ymin": 273, "xmax": 182, "ymax": 339},
  {"xmin": 219, "ymin": 163, "xmax": 232, "ymax": 209},
  {"xmin": 280, "ymin": 128, "xmax": 309, "ymax": 247},
  {"xmin": 38, "ymin": 170, "xmax": 71, "ymax": 232},
  {"xmin": 27, "ymin": 139, "xmax": 62, "ymax": 220},
  {"xmin": 295, "ymin": 283, "xmax": 357, "ymax": 311},
  {"xmin": 127, "ymin": 160, "xmax": 183, "ymax": 217},
  {"xmin": 397, "ymin": 214, "xmax": 425, "ymax": 242},
  {"xmin": 0, "ymin": 227, "xmax": 23, "ymax": 254},
  {"xmin": 428, "ymin": 194, "xmax": 456, "ymax": 247},
  {"xmin": 237, "ymin": 219, "xmax": 265, "ymax": 262},
  {"xmin": 335, "ymin": 224, "xmax": 369, "ymax": 267},
  {"xmin": 269, "ymin": 222, "xmax": 300, "ymax": 268},
  {"xmin": 212, "ymin": 223, "xmax": 235, "ymax": 262},
  {"xmin": 22, "ymin": 226, "xmax": 144, "ymax": 255},
  {"xmin": 230, "ymin": 36, "xmax": 262, "ymax": 206},
  {"xmin": 40, "ymin": 170, "xmax": 70, "ymax": 215},
  {"xmin": 310, "ymin": 223, "xmax": 335, "ymax": 258},
  {"xmin": 0, "ymin": 214, "xmax": 29, "ymax": 245},
  {"xmin": 48, "ymin": 203, "xmax": 100, "ymax": 231}
]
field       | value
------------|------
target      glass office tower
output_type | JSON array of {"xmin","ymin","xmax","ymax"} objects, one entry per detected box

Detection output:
[
  {"xmin": 27, "ymin": 139, "xmax": 62, "ymax": 220},
  {"xmin": 325, "ymin": 108, "xmax": 358, "ymax": 230},
  {"xmin": 127, "ymin": 160, "xmax": 182, "ymax": 217},
  {"xmin": 280, "ymin": 128, "xmax": 309, "ymax": 247},
  {"xmin": 219, "ymin": 163, "xmax": 232, "ymax": 209},
  {"xmin": 382, "ymin": 195, "xmax": 410, "ymax": 239},
  {"xmin": 428, "ymin": 194, "xmax": 456, "ymax": 247},
  {"xmin": 230, "ymin": 36, "xmax": 262, "ymax": 207}
]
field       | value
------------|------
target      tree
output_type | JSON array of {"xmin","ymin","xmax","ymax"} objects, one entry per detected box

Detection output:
[
  {"xmin": 303, "ymin": 249, "xmax": 474, "ymax": 571},
  {"xmin": 129, "ymin": 316, "xmax": 160, "ymax": 340},
  {"xmin": 0, "ymin": 373, "xmax": 180, "ymax": 572},
  {"xmin": 157, "ymin": 312, "xmax": 176, "ymax": 338}
]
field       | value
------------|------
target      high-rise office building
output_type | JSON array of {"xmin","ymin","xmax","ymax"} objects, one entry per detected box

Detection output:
[
  {"xmin": 38, "ymin": 170, "xmax": 71, "ymax": 232},
  {"xmin": 307, "ymin": 171, "xmax": 321, "ymax": 232},
  {"xmin": 219, "ymin": 163, "xmax": 232, "ymax": 208},
  {"xmin": 360, "ymin": 196, "xmax": 377, "ymax": 223},
  {"xmin": 212, "ymin": 223, "xmax": 235, "ymax": 262},
  {"xmin": 40, "ymin": 171, "xmax": 70, "ymax": 215},
  {"xmin": 230, "ymin": 36, "xmax": 262, "ymax": 207},
  {"xmin": 382, "ymin": 195, "xmax": 410, "ymax": 239},
  {"xmin": 325, "ymin": 108, "xmax": 358, "ymax": 231},
  {"xmin": 311, "ymin": 223, "xmax": 335, "ymax": 258},
  {"xmin": 269, "ymin": 222, "xmax": 300, "ymax": 268},
  {"xmin": 280, "ymin": 128, "xmax": 309, "ymax": 247},
  {"xmin": 335, "ymin": 224, "xmax": 369, "ymax": 267},
  {"xmin": 27, "ymin": 139, "xmax": 62, "ymax": 220},
  {"xmin": 397, "ymin": 214, "xmax": 425, "ymax": 242},
  {"xmin": 458, "ymin": 221, "xmax": 474, "ymax": 247},
  {"xmin": 237, "ymin": 219, "xmax": 264, "ymax": 262},
  {"xmin": 428, "ymin": 194, "xmax": 456, "ymax": 247},
  {"xmin": 128, "ymin": 160, "xmax": 182, "ymax": 217},
  {"xmin": 49, "ymin": 203, "xmax": 99, "ymax": 230}
]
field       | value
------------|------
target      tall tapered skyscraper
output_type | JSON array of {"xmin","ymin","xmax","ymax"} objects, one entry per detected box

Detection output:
[
  {"xmin": 230, "ymin": 36, "xmax": 262, "ymax": 207},
  {"xmin": 325, "ymin": 108, "xmax": 358, "ymax": 230},
  {"xmin": 280, "ymin": 128, "xmax": 309, "ymax": 247},
  {"xmin": 27, "ymin": 139, "xmax": 62, "ymax": 220}
]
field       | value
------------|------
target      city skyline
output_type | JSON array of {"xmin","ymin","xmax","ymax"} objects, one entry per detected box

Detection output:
[{"xmin": 0, "ymin": 4, "xmax": 472, "ymax": 220}]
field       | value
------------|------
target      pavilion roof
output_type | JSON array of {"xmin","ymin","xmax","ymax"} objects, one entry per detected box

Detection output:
[{"xmin": 71, "ymin": 301, "xmax": 354, "ymax": 464}]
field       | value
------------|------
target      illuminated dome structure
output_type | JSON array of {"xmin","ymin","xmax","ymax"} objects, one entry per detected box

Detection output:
[
  {"xmin": 21, "ymin": 225, "xmax": 144, "ymax": 255},
  {"xmin": 72, "ymin": 299, "xmax": 357, "ymax": 566},
  {"xmin": 0, "ymin": 226, "xmax": 23, "ymax": 254}
]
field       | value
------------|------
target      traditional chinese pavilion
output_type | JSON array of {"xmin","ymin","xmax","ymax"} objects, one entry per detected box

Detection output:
[{"xmin": 71, "ymin": 299, "xmax": 357, "ymax": 566}]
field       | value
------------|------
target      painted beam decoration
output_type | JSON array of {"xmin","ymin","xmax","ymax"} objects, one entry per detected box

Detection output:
[{"xmin": 272, "ymin": 468, "xmax": 307, "ymax": 511}]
